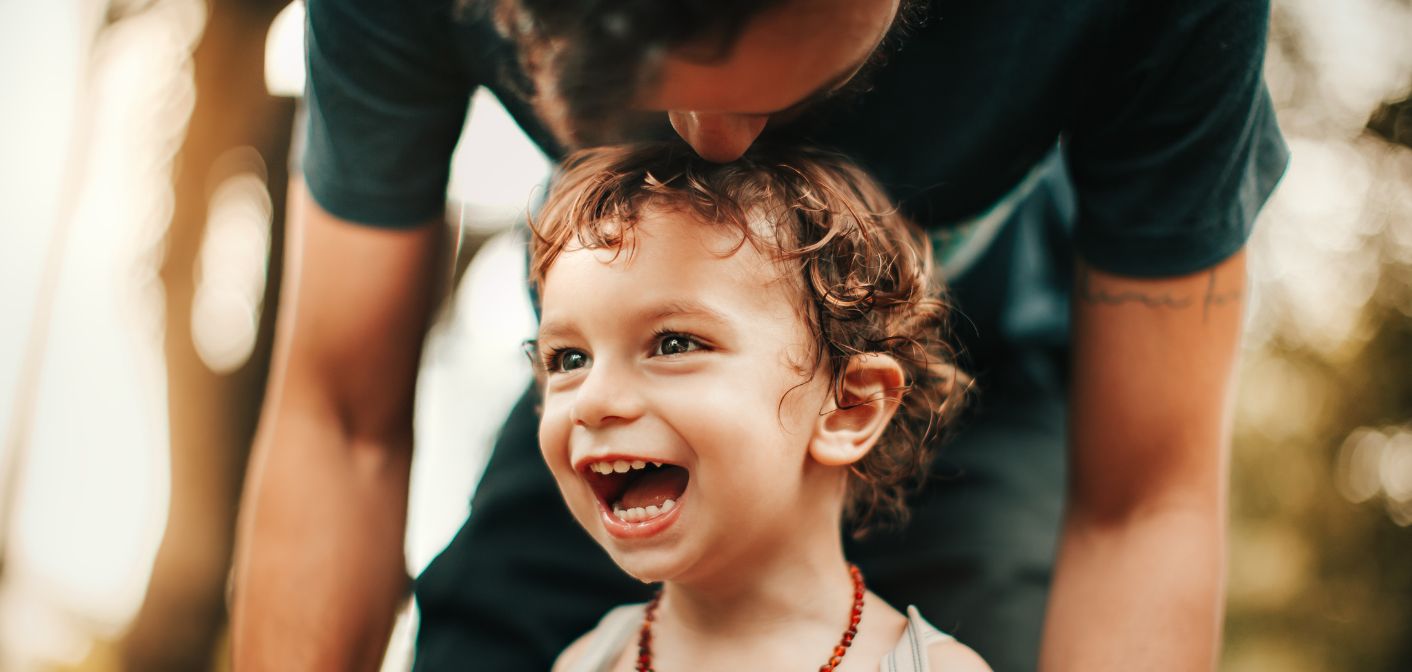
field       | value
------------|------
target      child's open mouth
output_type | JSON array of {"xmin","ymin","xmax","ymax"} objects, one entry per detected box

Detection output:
[{"xmin": 581, "ymin": 458, "xmax": 690, "ymax": 535}]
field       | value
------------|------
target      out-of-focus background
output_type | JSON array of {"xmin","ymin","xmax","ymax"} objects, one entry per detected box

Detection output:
[{"xmin": 0, "ymin": 1, "xmax": 1408, "ymax": 670}]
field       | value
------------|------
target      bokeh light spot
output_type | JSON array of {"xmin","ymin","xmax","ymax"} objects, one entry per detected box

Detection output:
[{"xmin": 191, "ymin": 161, "xmax": 272, "ymax": 374}]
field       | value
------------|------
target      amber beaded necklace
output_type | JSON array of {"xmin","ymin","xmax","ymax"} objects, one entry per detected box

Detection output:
[{"xmin": 635, "ymin": 563, "xmax": 865, "ymax": 672}]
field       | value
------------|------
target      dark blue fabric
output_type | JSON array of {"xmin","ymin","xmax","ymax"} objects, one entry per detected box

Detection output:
[{"xmin": 302, "ymin": 0, "xmax": 475, "ymax": 226}]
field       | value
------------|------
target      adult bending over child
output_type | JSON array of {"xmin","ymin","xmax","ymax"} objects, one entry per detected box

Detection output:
[{"xmin": 230, "ymin": 1, "xmax": 1288, "ymax": 670}]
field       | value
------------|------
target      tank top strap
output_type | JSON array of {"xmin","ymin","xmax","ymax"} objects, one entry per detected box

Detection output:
[
  {"xmin": 566, "ymin": 602, "xmax": 648, "ymax": 672},
  {"xmin": 878, "ymin": 605, "xmax": 956, "ymax": 672}
]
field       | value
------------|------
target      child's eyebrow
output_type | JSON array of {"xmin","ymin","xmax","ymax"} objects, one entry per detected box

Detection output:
[
  {"xmin": 535, "ymin": 320, "xmax": 579, "ymax": 344},
  {"xmin": 535, "ymin": 300, "xmax": 735, "ymax": 343},
  {"xmin": 646, "ymin": 300, "xmax": 732, "ymax": 327}
]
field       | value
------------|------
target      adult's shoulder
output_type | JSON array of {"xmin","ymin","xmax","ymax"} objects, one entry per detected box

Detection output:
[
  {"xmin": 1062, "ymin": 0, "xmax": 1287, "ymax": 278},
  {"xmin": 306, "ymin": 0, "xmax": 491, "ymax": 66},
  {"xmin": 303, "ymin": 0, "xmax": 491, "ymax": 226}
]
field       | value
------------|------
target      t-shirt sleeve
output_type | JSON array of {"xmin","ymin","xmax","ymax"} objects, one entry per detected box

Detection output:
[
  {"xmin": 301, "ymin": 0, "xmax": 475, "ymax": 227},
  {"xmin": 1064, "ymin": 0, "xmax": 1289, "ymax": 277}
]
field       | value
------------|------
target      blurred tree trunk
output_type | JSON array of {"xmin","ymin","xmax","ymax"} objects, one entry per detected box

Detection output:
[{"xmin": 122, "ymin": 0, "xmax": 294, "ymax": 669}]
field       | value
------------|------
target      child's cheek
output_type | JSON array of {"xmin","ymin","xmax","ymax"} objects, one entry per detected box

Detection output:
[
  {"xmin": 538, "ymin": 396, "xmax": 597, "ymax": 528},
  {"xmin": 537, "ymin": 394, "xmax": 574, "ymax": 473}
]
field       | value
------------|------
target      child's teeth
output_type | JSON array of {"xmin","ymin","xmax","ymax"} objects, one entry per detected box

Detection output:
[
  {"xmin": 608, "ymin": 500, "xmax": 678, "ymax": 524},
  {"xmin": 591, "ymin": 459, "xmax": 669, "ymax": 474}
]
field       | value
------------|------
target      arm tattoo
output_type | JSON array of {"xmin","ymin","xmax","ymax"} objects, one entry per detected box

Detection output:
[
  {"xmin": 1079, "ymin": 268, "xmax": 1243, "ymax": 323},
  {"xmin": 1078, "ymin": 268, "xmax": 1193, "ymax": 309},
  {"xmin": 1201, "ymin": 270, "xmax": 1243, "ymax": 323}
]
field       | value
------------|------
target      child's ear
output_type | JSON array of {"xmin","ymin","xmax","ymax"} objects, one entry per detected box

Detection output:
[{"xmin": 810, "ymin": 353, "xmax": 906, "ymax": 467}]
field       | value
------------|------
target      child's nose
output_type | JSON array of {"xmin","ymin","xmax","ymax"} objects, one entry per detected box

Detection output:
[{"xmin": 570, "ymin": 361, "xmax": 646, "ymax": 428}]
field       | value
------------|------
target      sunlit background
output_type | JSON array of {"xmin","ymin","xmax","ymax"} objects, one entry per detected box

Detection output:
[{"xmin": 0, "ymin": 1, "xmax": 1409, "ymax": 670}]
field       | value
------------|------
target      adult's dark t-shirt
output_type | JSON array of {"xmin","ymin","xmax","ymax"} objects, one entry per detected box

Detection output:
[{"xmin": 301, "ymin": 0, "xmax": 1288, "ymax": 377}]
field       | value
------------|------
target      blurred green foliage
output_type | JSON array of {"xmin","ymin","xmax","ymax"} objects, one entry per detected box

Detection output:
[{"xmin": 1224, "ymin": 3, "xmax": 1412, "ymax": 670}]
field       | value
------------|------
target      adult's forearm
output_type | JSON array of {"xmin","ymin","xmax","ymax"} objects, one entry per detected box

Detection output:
[
  {"xmin": 232, "ymin": 407, "xmax": 413, "ymax": 672},
  {"xmin": 1039, "ymin": 502, "xmax": 1225, "ymax": 671}
]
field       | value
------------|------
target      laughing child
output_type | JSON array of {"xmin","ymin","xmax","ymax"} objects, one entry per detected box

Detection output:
[{"xmin": 527, "ymin": 143, "xmax": 989, "ymax": 672}]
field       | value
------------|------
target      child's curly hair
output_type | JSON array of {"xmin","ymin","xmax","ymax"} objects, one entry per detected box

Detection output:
[{"xmin": 528, "ymin": 142, "xmax": 969, "ymax": 535}]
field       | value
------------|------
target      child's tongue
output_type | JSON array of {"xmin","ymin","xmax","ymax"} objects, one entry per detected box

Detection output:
[{"xmin": 618, "ymin": 465, "xmax": 688, "ymax": 510}]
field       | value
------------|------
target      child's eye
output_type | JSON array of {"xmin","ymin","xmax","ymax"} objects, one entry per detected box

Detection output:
[
  {"xmin": 654, "ymin": 333, "xmax": 702, "ymax": 356},
  {"xmin": 547, "ymin": 348, "xmax": 591, "ymax": 373}
]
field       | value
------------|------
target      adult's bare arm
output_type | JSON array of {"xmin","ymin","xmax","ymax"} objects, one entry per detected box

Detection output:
[
  {"xmin": 231, "ymin": 179, "xmax": 444, "ymax": 671},
  {"xmin": 1039, "ymin": 250, "xmax": 1247, "ymax": 671}
]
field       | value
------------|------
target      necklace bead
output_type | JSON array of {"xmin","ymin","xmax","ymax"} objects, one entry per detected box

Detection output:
[{"xmin": 636, "ymin": 564, "xmax": 866, "ymax": 672}]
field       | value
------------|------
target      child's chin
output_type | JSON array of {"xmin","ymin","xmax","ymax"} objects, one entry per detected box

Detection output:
[{"xmin": 607, "ymin": 549, "xmax": 684, "ymax": 585}]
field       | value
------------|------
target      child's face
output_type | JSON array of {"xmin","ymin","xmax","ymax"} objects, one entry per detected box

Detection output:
[{"xmin": 535, "ymin": 206, "xmax": 841, "ymax": 583}]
